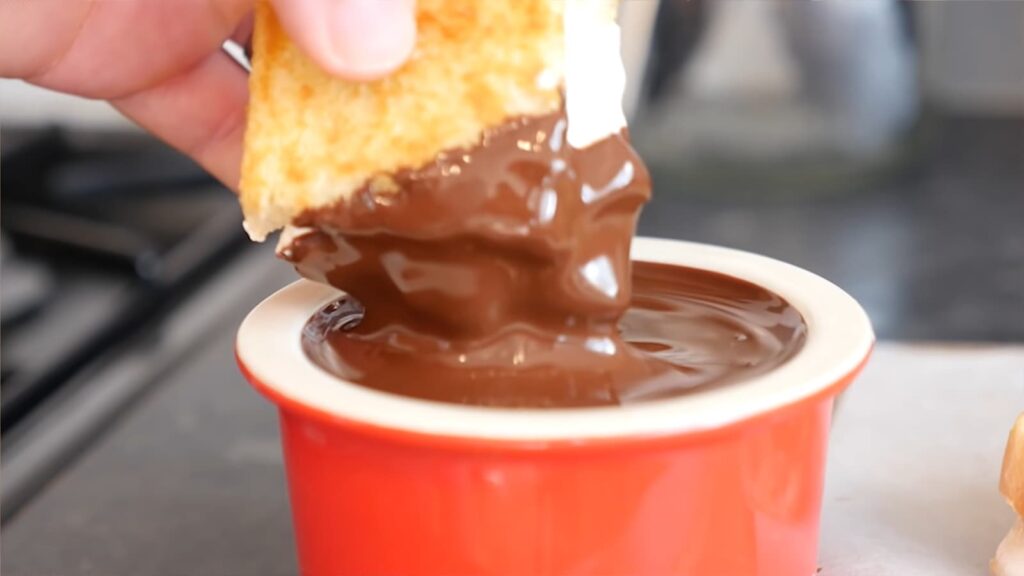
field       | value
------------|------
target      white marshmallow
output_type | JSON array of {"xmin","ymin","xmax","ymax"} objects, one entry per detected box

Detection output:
[{"xmin": 563, "ymin": 0, "xmax": 628, "ymax": 149}]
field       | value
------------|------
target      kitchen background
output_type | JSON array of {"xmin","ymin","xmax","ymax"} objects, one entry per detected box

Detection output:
[{"xmin": 2, "ymin": 1, "xmax": 1023, "ymax": 574}]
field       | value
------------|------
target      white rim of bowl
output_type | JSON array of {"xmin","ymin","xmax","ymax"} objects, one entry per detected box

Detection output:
[{"xmin": 237, "ymin": 237, "xmax": 874, "ymax": 441}]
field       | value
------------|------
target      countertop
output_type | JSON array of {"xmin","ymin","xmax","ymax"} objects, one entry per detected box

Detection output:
[
  {"xmin": 819, "ymin": 343, "xmax": 1022, "ymax": 575},
  {"xmin": 4, "ymin": 329, "xmax": 1022, "ymax": 575}
]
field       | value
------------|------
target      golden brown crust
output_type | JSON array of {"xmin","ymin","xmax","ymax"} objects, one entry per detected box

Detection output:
[
  {"xmin": 995, "ymin": 415, "xmax": 1024, "ymax": 575},
  {"xmin": 240, "ymin": 0, "xmax": 564, "ymax": 239},
  {"xmin": 1002, "ymin": 414, "xmax": 1024, "ymax": 517}
]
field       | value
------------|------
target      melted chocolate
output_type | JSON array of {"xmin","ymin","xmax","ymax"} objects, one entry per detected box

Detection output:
[
  {"xmin": 302, "ymin": 262, "xmax": 806, "ymax": 407},
  {"xmin": 283, "ymin": 112, "xmax": 646, "ymax": 340},
  {"xmin": 282, "ymin": 109, "xmax": 805, "ymax": 407}
]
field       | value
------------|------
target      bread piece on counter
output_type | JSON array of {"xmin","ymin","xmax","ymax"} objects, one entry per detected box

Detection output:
[
  {"xmin": 240, "ymin": 0, "xmax": 564, "ymax": 240},
  {"xmin": 1002, "ymin": 414, "xmax": 1024, "ymax": 515},
  {"xmin": 994, "ymin": 414, "xmax": 1024, "ymax": 576},
  {"xmin": 994, "ymin": 520, "xmax": 1024, "ymax": 576}
]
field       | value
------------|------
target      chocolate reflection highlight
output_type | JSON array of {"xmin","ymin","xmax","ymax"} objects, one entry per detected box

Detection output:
[
  {"xmin": 283, "ymin": 111, "xmax": 806, "ymax": 407},
  {"xmin": 301, "ymin": 262, "xmax": 806, "ymax": 407}
]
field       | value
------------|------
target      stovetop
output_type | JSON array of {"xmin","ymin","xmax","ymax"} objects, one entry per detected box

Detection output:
[
  {"xmin": 1, "ymin": 128, "xmax": 249, "ymax": 501},
  {"xmin": 1, "ymin": 126, "xmax": 254, "ymax": 516}
]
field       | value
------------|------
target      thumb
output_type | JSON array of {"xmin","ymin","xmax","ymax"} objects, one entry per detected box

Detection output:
[{"xmin": 270, "ymin": 0, "xmax": 416, "ymax": 81}]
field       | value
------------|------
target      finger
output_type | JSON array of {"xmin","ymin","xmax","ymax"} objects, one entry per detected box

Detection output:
[
  {"xmin": 231, "ymin": 10, "xmax": 255, "ymax": 57},
  {"xmin": 112, "ymin": 52, "xmax": 248, "ymax": 191},
  {"xmin": 1, "ymin": 0, "xmax": 251, "ymax": 100},
  {"xmin": 0, "ymin": 0, "xmax": 94, "ymax": 79},
  {"xmin": 270, "ymin": 0, "xmax": 416, "ymax": 81}
]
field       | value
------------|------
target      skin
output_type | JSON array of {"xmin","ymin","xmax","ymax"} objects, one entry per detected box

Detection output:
[{"xmin": 0, "ymin": 0, "xmax": 417, "ymax": 190}]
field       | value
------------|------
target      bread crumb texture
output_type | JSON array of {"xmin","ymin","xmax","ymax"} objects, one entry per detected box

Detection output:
[
  {"xmin": 1002, "ymin": 414, "xmax": 1024, "ymax": 516},
  {"xmin": 240, "ymin": 0, "xmax": 564, "ymax": 239}
]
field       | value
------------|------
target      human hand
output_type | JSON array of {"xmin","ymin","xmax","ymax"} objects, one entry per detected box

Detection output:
[{"xmin": 0, "ymin": 0, "xmax": 416, "ymax": 190}]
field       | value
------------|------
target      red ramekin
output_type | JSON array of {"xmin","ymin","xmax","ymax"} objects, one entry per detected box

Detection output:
[{"xmin": 237, "ymin": 237, "xmax": 874, "ymax": 576}]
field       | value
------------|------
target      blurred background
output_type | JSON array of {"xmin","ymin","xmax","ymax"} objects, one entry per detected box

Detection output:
[
  {"xmin": 620, "ymin": 0, "xmax": 1024, "ymax": 343},
  {"xmin": 2, "ymin": 1, "xmax": 1022, "ymax": 573}
]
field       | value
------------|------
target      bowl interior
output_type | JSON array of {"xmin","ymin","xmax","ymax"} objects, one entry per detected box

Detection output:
[{"xmin": 236, "ymin": 237, "xmax": 874, "ymax": 442}]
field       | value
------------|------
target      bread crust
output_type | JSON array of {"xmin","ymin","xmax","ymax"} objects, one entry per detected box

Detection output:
[
  {"xmin": 240, "ymin": 0, "xmax": 565, "ymax": 240},
  {"xmin": 1003, "ymin": 414, "xmax": 1024, "ymax": 516},
  {"xmin": 994, "ymin": 519, "xmax": 1024, "ymax": 576},
  {"xmin": 995, "ymin": 414, "xmax": 1024, "ymax": 575}
]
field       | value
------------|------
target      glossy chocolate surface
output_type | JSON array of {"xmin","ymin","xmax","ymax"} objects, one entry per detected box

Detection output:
[
  {"xmin": 301, "ymin": 261, "xmax": 806, "ymax": 407},
  {"xmin": 283, "ymin": 111, "xmax": 804, "ymax": 407}
]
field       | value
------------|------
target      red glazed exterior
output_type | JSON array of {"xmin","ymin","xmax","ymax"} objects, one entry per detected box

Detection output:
[
  {"xmin": 240, "ymin": 359, "xmax": 865, "ymax": 576},
  {"xmin": 237, "ymin": 238, "xmax": 874, "ymax": 576}
]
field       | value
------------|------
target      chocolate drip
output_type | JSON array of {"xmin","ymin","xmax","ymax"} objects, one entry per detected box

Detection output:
[{"xmin": 283, "ymin": 110, "xmax": 805, "ymax": 407}]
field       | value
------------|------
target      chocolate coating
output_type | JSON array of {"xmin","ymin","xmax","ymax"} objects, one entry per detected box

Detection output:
[
  {"xmin": 284, "ymin": 112, "xmax": 647, "ymax": 339},
  {"xmin": 301, "ymin": 262, "xmax": 806, "ymax": 407},
  {"xmin": 282, "ymin": 110, "xmax": 805, "ymax": 407}
]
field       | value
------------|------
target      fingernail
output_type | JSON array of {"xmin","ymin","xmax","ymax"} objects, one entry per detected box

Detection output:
[{"xmin": 326, "ymin": 0, "xmax": 416, "ymax": 80}]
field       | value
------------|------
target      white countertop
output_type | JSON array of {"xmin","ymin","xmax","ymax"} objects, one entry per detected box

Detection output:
[{"xmin": 821, "ymin": 343, "xmax": 1024, "ymax": 575}]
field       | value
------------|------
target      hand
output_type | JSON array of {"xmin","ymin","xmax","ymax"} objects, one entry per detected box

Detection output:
[{"xmin": 0, "ymin": 0, "xmax": 416, "ymax": 190}]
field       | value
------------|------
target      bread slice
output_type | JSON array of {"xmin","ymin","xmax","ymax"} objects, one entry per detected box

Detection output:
[
  {"xmin": 994, "ymin": 414, "xmax": 1024, "ymax": 575},
  {"xmin": 993, "ymin": 519, "xmax": 1024, "ymax": 576},
  {"xmin": 239, "ymin": 0, "xmax": 565, "ymax": 240},
  {"xmin": 1003, "ymin": 414, "xmax": 1024, "ymax": 516}
]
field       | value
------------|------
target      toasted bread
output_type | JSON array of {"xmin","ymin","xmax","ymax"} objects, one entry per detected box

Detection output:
[
  {"xmin": 994, "ymin": 519, "xmax": 1024, "ymax": 576},
  {"xmin": 995, "ymin": 414, "xmax": 1024, "ymax": 575},
  {"xmin": 239, "ymin": 0, "xmax": 565, "ymax": 240},
  {"xmin": 1002, "ymin": 414, "xmax": 1024, "ymax": 516}
]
